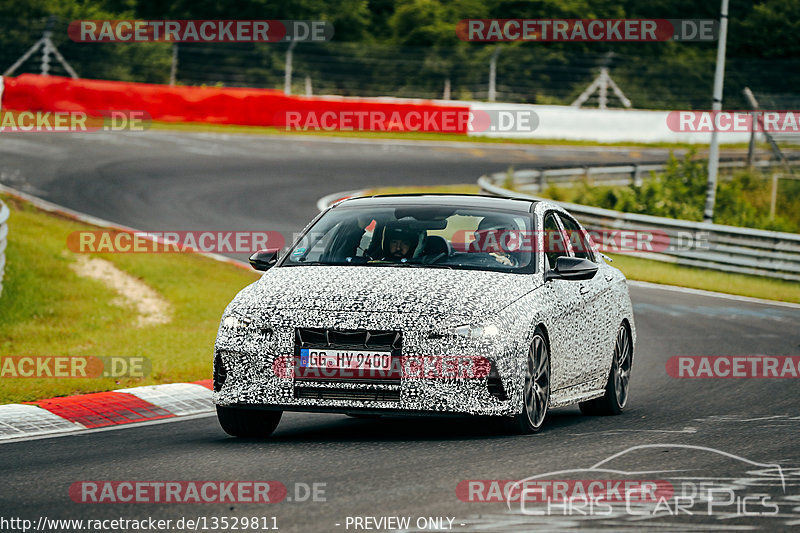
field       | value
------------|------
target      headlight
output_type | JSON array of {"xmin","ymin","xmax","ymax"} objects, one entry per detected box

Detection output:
[
  {"xmin": 452, "ymin": 324, "xmax": 500, "ymax": 339},
  {"xmin": 222, "ymin": 315, "xmax": 251, "ymax": 330}
]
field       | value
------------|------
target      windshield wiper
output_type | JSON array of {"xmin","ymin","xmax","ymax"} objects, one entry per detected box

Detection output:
[
  {"xmin": 288, "ymin": 260, "xmax": 336, "ymax": 266},
  {"xmin": 392, "ymin": 262, "xmax": 454, "ymax": 270}
]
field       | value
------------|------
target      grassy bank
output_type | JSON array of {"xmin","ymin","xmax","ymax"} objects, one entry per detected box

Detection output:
[{"xmin": 0, "ymin": 194, "xmax": 260, "ymax": 404}]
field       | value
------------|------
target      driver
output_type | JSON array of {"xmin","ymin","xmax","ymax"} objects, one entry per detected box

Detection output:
[
  {"xmin": 381, "ymin": 226, "xmax": 419, "ymax": 261},
  {"xmin": 472, "ymin": 216, "xmax": 517, "ymax": 266}
]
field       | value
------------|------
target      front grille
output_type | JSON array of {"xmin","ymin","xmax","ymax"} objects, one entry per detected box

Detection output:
[
  {"xmin": 294, "ymin": 328, "xmax": 402, "ymax": 384},
  {"xmin": 294, "ymin": 387, "xmax": 400, "ymax": 402},
  {"xmin": 295, "ymin": 328, "xmax": 401, "ymax": 351}
]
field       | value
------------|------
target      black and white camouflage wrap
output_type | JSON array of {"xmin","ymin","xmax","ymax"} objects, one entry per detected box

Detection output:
[{"xmin": 213, "ymin": 200, "xmax": 636, "ymax": 418}]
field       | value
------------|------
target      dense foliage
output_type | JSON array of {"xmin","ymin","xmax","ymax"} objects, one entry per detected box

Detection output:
[
  {"xmin": 0, "ymin": 0, "xmax": 797, "ymax": 108},
  {"xmin": 544, "ymin": 152, "xmax": 800, "ymax": 232}
]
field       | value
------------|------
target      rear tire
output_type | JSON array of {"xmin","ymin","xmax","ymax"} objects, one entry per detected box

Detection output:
[
  {"xmin": 506, "ymin": 329, "xmax": 550, "ymax": 434},
  {"xmin": 216, "ymin": 406, "xmax": 282, "ymax": 438},
  {"xmin": 579, "ymin": 323, "xmax": 632, "ymax": 416}
]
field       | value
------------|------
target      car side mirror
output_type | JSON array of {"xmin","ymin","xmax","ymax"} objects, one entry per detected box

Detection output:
[
  {"xmin": 249, "ymin": 249, "xmax": 280, "ymax": 271},
  {"xmin": 545, "ymin": 256, "xmax": 598, "ymax": 282}
]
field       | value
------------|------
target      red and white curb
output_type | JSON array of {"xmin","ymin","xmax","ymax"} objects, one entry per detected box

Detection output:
[
  {"xmin": 0, "ymin": 185, "xmax": 244, "ymax": 443},
  {"xmin": 0, "ymin": 380, "xmax": 214, "ymax": 441}
]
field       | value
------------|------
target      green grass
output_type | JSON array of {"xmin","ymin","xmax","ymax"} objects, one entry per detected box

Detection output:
[
  {"xmin": 0, "ymin": 194, "xmax": 260, "ymax": 404},
  {"xmin": 148, "ymin": 120, "xmax": 759, "ymax": 150},
  {"xmin": 606, "ymin": 254, "xmax": 800, "ymax": 304},
  {"xmin": 366, "ymin": 184, "xmax": 800, "ymax": 304}
]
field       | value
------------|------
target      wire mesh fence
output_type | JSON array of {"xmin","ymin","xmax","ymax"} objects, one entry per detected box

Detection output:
[{"xmin": 1, "ymin": 16, "xmax": 799, "ymax": 111}]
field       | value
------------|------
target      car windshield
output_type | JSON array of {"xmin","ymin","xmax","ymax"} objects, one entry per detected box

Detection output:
[{"xmin": 281, "ymin": 204, "xmax": 535, "ymax": 273}]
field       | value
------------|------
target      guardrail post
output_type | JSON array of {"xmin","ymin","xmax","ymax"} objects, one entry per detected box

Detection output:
[
  {"xmin": 538, "ymin": 171, "xmax": 546, "ymax": 191},
  {"xmin": 770, "ymin": 173, "xmax": 778, "ymax": 219},
  {"xmin": 169, "ymin": 44, "xmax": 179, "ymax": 86},
  {"xmin": 0, "ymin": 199, "xmax": 8, "ymax": 297},
  {"xmin": 633, "ymin": 164, "xmax": 642, "ymax": 187}
]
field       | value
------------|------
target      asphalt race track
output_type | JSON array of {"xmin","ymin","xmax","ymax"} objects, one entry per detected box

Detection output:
[{"xmin": 1, "ymin": 131, "xmax": 799, "ymax": 532}]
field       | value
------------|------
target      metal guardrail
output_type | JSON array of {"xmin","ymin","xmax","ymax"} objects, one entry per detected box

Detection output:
[
  {"xmin": 0, "ymin": 199, "xmax": 9, "ymax": 296},
  {"xmin": 479, "ymin": 166, "xmax": 800, "ymax": 282}
]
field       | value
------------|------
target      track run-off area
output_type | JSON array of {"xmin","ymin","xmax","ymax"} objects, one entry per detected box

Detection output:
[{"xmin": 1, "ymin": 131, "xmax": 799, "ymax": 532}]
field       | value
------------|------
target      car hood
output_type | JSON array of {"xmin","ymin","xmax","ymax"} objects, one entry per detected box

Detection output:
[{"xmin": 233, "ymin": 265, "xmax": 539, "ymax": 317}]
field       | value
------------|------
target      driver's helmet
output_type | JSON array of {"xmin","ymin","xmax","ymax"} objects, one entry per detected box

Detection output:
[{"xmin": 382, "ymin": 225, "xmax": 420, "ymax": 259}]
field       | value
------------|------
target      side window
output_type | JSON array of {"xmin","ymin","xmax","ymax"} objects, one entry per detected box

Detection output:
[
  {"xmin": 543, "ymin": 212, "xmax": 568, "ymax": 269},
  {"xmin": 559, "ymin": 215, "xmax": 595, "ymax": 261}
]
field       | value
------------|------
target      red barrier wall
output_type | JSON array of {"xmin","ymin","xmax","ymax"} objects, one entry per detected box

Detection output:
[{"xmin": 1, "ymin": 74, "xmax": 469, "ymax": 133}]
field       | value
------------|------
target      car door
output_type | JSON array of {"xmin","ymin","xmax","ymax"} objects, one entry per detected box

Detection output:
[
  {"xmin": 540, "ymin": 210, "xmax": 586, "ymax": 390},
  {"xmin": 557, "ymin": 213, "xmax": 612, "ymax": 385}
]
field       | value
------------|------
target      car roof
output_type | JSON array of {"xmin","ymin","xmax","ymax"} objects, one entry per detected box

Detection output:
[{"xmin": 334, "ymin": 193, "xmax": 538, "ymax": 213}]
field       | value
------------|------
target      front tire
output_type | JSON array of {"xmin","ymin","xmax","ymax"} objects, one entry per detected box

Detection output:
[
  {"xmin": 580, "ymin": 323, "xmax": 632, "ymax": 416},
  {"xmin": 216, "ymin": 406, "xmax": 282, "ymax": 438},
  {"xmin": 507, "ymin": 329, "xmax": 550, "ymax": 434}
]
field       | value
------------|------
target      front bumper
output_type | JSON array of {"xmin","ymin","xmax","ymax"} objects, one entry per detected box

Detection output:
[{"xmin": 212, "ymin": 312, "xmax": 521, "ymax": 417}]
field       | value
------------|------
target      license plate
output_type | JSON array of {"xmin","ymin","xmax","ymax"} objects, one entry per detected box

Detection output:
[{"xmin": 299, "ymin": 348, "xmax": 392, "ymax": 371}]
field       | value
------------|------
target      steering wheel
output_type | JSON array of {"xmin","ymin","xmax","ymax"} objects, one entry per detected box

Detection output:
[{"xmin": 423, "ymin": 251, "xmax": 448, "ymax": 265}]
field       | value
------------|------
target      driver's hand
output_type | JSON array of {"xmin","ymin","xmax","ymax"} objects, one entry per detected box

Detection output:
[{"xmin": 489, "ymin": 253, "xmax": 513, "ymax": 266}]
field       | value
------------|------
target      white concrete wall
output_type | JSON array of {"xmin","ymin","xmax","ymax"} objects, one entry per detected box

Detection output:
[{"xmin": 464, "ymin": 102, "xmax": 752, "ymax": 144}]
